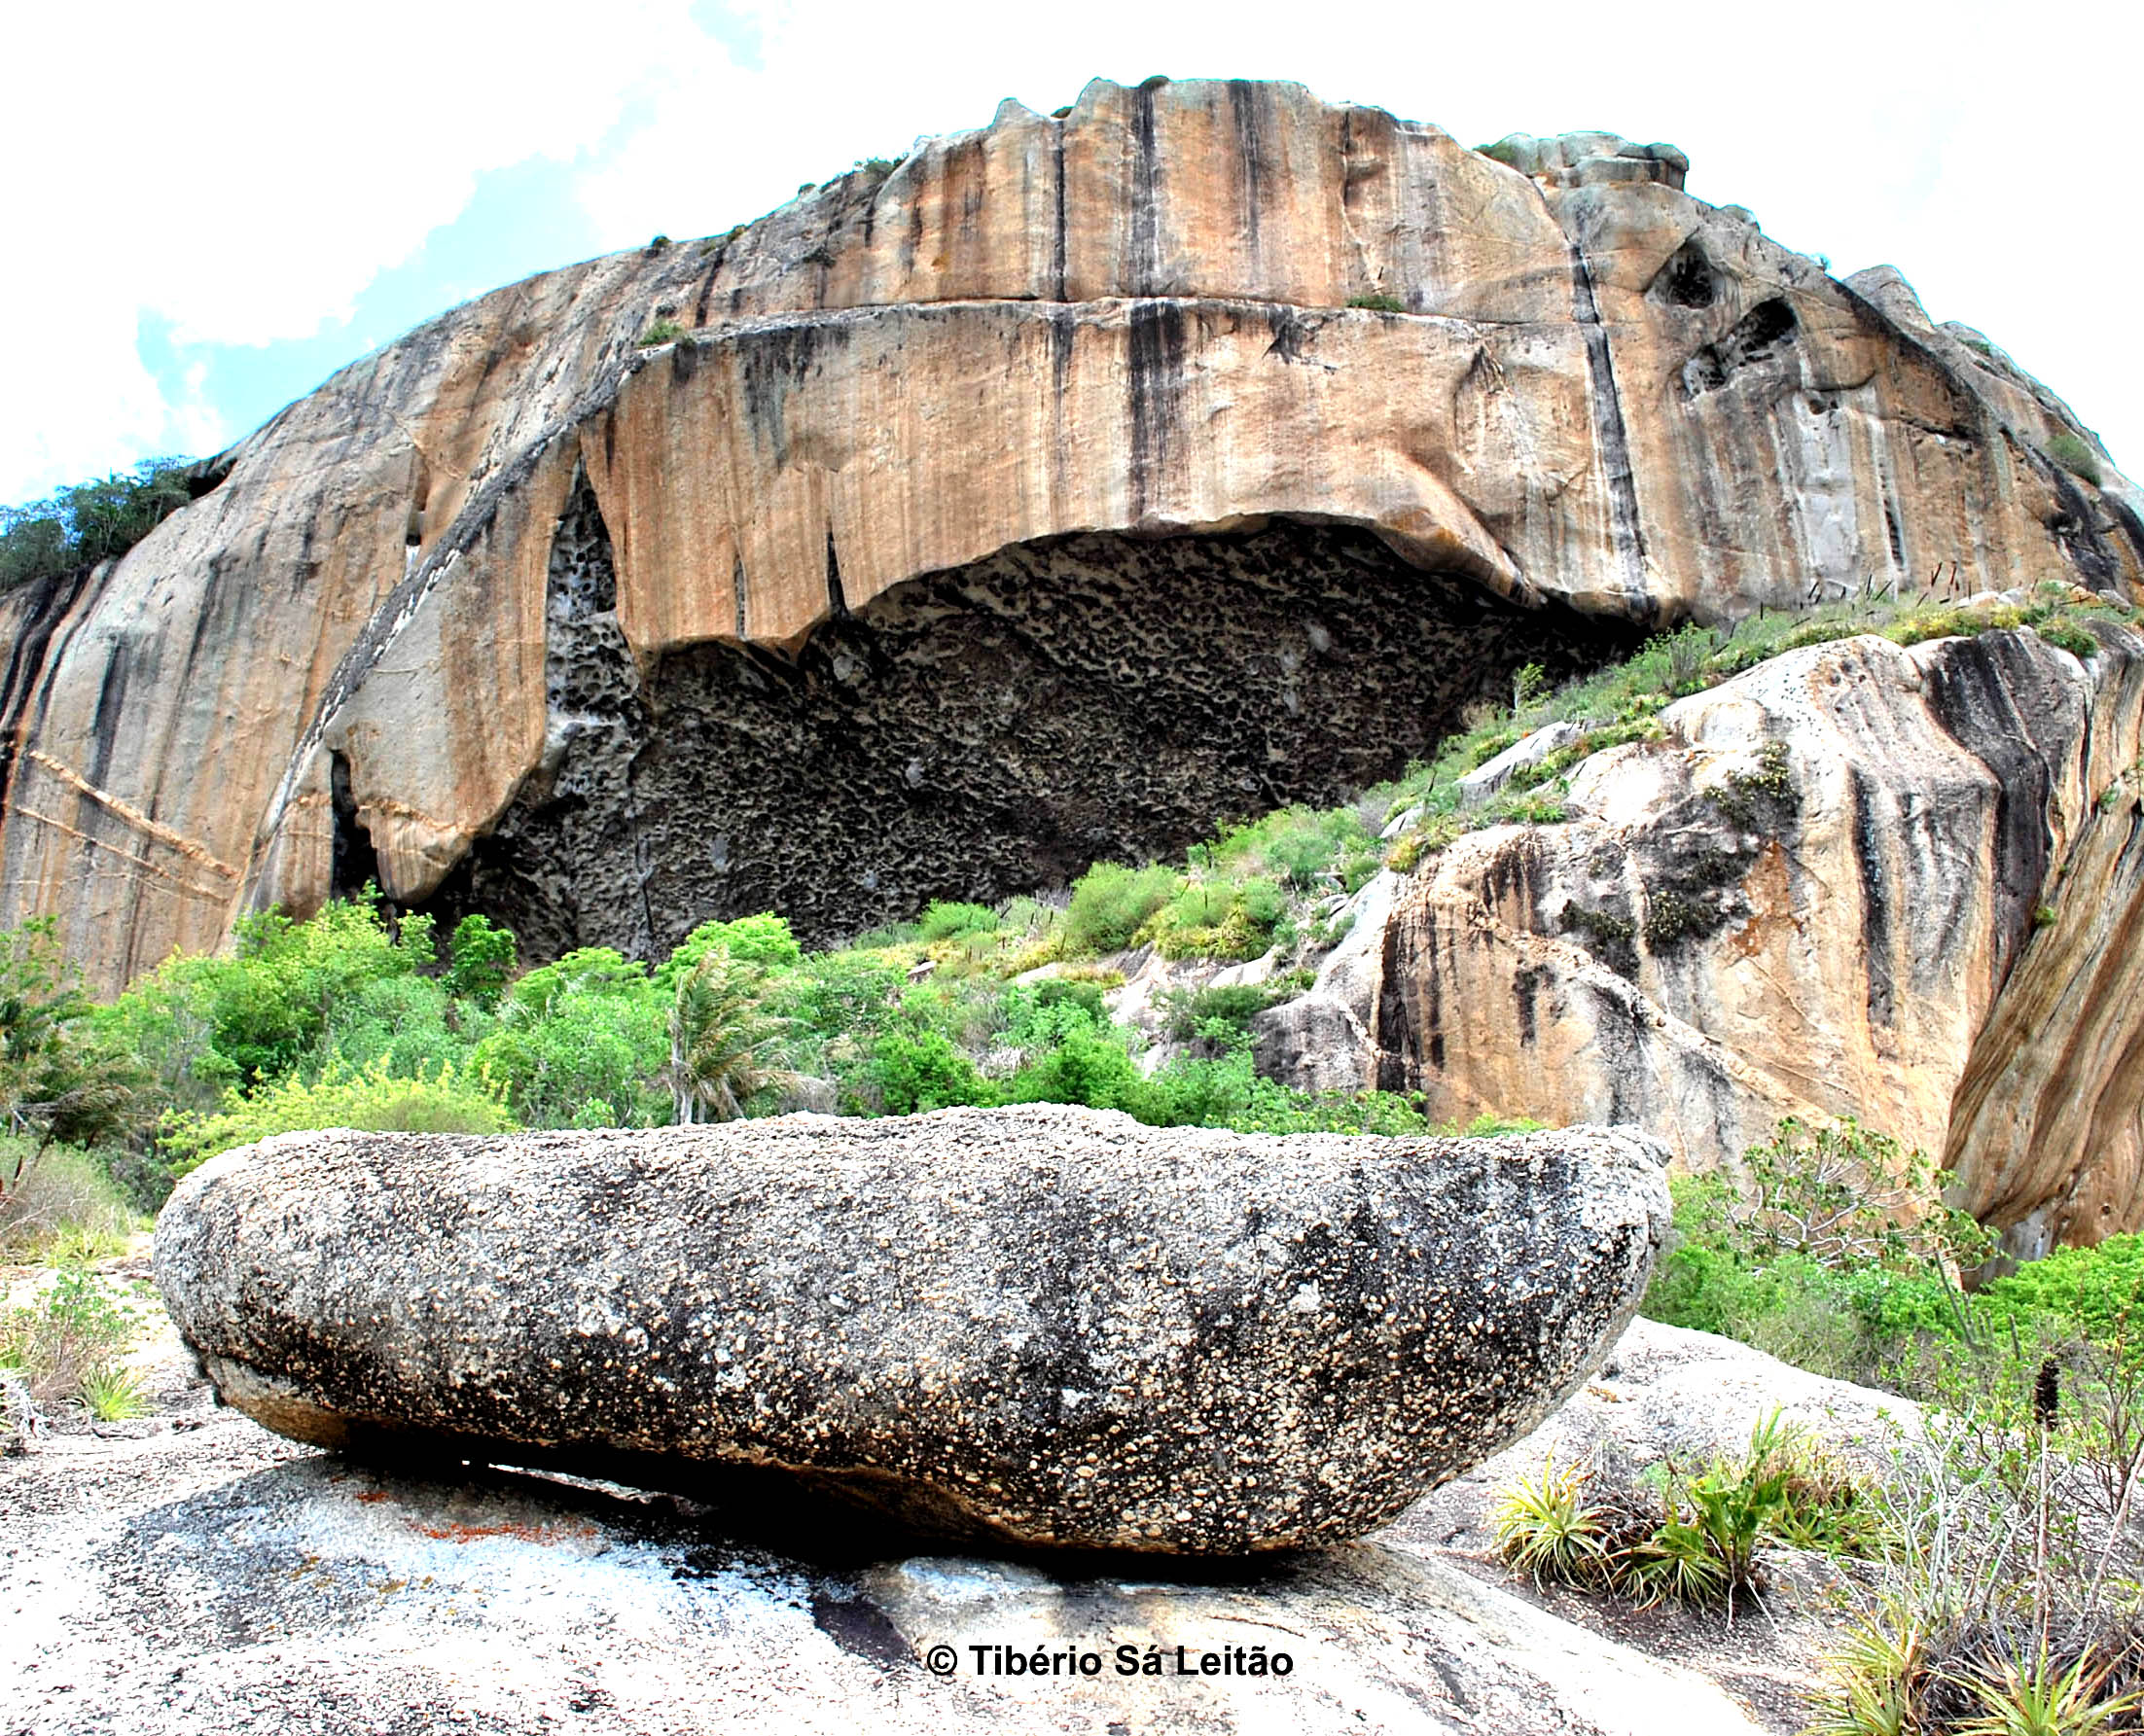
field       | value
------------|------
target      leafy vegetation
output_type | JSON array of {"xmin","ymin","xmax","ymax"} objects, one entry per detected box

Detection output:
[
  {"xmin": 1492, "ymin": 1411, "xmax": 1872, "ymax": 1615},
  {"xmin": 0, "ymin": 458, "xmax": 197, "ymax": 592},
  {"xmin": 0, "ymin": 1262, "xmax": 142, "ymax": 1403},
  {"xmin": 2045, "ymin": 432, "xmax": 2106, "ymax": 489},
  {"xmin": 637, "ymin": 318, "xmax": 689, "ymax": 347},
  {"xmin": 1346, "ymin": 293, "xmax": 1407, "ymax": 312},
  {"xmin": 1627, "ymin": 1114, "xmax": 2144, "ymax": 1728},
  {"xmin": 1374, "ymin": 585, "xmax": 2131, "ymax": 880}
]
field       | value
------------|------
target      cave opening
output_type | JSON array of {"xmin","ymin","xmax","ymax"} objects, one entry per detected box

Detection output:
[
  {"xmin": 417, "ymin": 478, "xmax": 1648, "ymax": 963},
  {"xmin": 329, "ymin": 749, "xmax": 382, "ymax": 903}
]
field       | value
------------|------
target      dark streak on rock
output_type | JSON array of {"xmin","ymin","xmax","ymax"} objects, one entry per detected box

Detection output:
[
  {"xmin": 1127, "ymin": 302, "xmax": 1185, "ymax": 522},
  {"xmin": 1918, "ymin": 633, "xmax": 2062, "ymax": 984},
  {"xmin": 1229, "ymin": 81, "xmax": 1264, "ymax": 258},
  {"xmin": 0, "ymin": 562, "xmax": 101, "ymax": 817},
  {"xmin": 1565, "ymin": 233, "xmax": 1649, "ymax": 608},
  {"xmin": 1847, "ymin": 766, "xmax": 1897, "ymax": 1029},
  {"xmin": 1130, "ymin": 84, "xmax": 1162, "ymax": 297}
]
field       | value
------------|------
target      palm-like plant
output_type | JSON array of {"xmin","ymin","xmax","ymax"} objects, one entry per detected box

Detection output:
[
  {"xmin": 657, "ymin": 952, "xmax": 796, "ymax": 1124},
  {"xmin": 1953, "ymin": 1644, "xmax": 2141, "ymax": 1736}
]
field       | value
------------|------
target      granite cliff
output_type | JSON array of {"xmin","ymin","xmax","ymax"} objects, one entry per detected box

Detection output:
[
  {"xmin": 1, "ymin": 78, "xmax": 2135, "ymax": 995},
  {"xmin": 1259, "ymin": 615, "xmax": 2144, "ymax": 1254},
  {"xmin": 4, "ymin": 78, "xmax": 2142, "ymax": 1243}
]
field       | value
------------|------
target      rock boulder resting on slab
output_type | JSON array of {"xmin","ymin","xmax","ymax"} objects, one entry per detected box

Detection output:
[{"xmin": 154, "ymin": 1105, "xmax": 1670, "ymax": 1553}]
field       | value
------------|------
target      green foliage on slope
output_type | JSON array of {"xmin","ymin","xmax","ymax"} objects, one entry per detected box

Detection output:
[{"xmin": 0, "ymin": 459, "xmax": 197, "ymax": 591}]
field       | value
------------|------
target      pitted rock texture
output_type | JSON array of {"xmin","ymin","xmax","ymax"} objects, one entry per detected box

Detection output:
[
  {"xmin": 419, "ymin": 484, "xmax": 1640, "ymax": 954},
  {"xmin": 153, "ymin": 1107, "xmax": 1672, "ymax": 1554},
  {"xmin": 0, "ymin": 79, "xmax": 2136, "ymax": 991},
  {"xmin": 1259, "ymin": 618, "xmax": 2144, "ymax": 1251}
]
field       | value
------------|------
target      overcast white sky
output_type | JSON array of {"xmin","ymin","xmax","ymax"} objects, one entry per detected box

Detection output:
[{"xmin": 2, "ymin": 0, "xmax": 2135, "ymax": 506}]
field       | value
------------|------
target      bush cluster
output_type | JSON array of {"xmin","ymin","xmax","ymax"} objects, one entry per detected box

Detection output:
[
  {"xmin": 0, "ymin": 459, "xmax": 197, "ymax": 592},
  {"xmin": 1493, "ymin": 1412, "xmax": 1871, "ymax": 1615}
]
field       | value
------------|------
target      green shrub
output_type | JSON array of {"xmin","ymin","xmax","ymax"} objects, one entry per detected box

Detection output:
[
  {"xmin": 655, "ymin": 914, "xmax": 802, "ymax": 992},
  {"xmin": 917, "ymin": 902, "xmax": 1000, "ymax": 942},
  {"xmin": 1345, "ymin": 293, "xmax": 1406, "ymax": 313},
  {"xmin": 0, "ymin": 1263, "xmax": 141, "ymax": 1401},
  {"xmin": 1158, "ymin": 982, "xmax": 1273, "ymax": 1045},
  {"xmin": 0, "ymin": 1143, "xmax": 135, "ymax": 1260},
  {"xmin": 164, "ymin": 1055, "xmax": 516, "ymax": 1171},
  {"xmin": 868, "ymin": 1029, "xmax": 996, "ymax": 1115},
  {"xmin": 2045, "ymin": 431, "xmax": 2105, "ymax": 488},
  {"xmin": 444, "ymin": 914, "xmax": 518, "ymax": 1009},
  {"xmin": 1024, "ymin": 977, "xmax": 1109, "ymax": 1024},
  {"xmin": 637, "ymin": 318, "xmax": 688, "ymax": 347},
  {"xmin": 1064, "ymin": 863, "xmax": 1183, "ymax": 955},
  {"xmin": 1984, "ymin": 1235, "xmax": 2144, "ymax": 1344},
  {"xmin": 475, "ymin": 949, "xmax": 666, "ymax": 1127},
  {"xmin": 2039, "ymin": 620, "xmax": 2101, "ymax": 659},
  {"xmin": 1004, "ymin": 1013, "xmax": 1147, "ymax": 1113}
]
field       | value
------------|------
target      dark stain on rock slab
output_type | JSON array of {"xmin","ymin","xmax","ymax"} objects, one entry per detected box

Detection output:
[{"xmin": 809, "ymin": 1589, "xmax": 914, "ymax": 1670}]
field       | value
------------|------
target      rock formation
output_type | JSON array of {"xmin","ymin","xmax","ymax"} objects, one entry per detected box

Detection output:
[
  {"xmin": 0, "ymin": 79, "xmax": 2135, "ymax": 991},
  {"xmin": 1259, "ymin": 616, "xmax": 2144, "ymax": 1254},
  {"xmin": 8, "ymin": 1318, "xmax": 1823, "ymax": 1736},
  {"xmin": 154, "ymin": 1107, "xmax": 1672, "ymax": 1552}
]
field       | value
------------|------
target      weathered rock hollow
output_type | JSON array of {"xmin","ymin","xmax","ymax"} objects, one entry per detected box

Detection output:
[{"xmin": 0, "ymin": 78, "xmax": 2134, "ymax": 985}]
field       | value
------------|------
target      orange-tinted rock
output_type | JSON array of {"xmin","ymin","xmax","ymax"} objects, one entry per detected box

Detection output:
[{"xmin": 0, "ymin": 79, "xmax": 2136, "ymax": 994}]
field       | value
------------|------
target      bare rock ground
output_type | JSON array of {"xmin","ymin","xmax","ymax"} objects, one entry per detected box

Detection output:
[{"xmin": 2, "ymin": 1264, "xmax": 1895, "ymax": 1735}]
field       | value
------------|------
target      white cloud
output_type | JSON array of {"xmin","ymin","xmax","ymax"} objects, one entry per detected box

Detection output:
[{"xmin": 0, "ymin": 0, "xmax": 706, "ymax": 494}]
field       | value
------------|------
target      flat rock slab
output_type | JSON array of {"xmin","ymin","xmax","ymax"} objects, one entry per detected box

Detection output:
[{"xmin": 155, "ymin": 1107, "xmax": 1670, "ymax": 1553}]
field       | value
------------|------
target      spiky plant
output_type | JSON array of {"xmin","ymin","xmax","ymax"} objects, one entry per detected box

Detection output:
[
  {"xmin": 1491, "ymin": 1456, "xmax": 1607, "ymax": 1589},
  {"xmin": 1805, "ymin": 1609, "xmax": 1929, "ymax": 1736},
  {"xmin": 657, "ymin": 952, "xmax": 797, "ymax": 1125},
  {"xmin": 77, "ymin": 1362, "xmax": 149, "ymax": 1422},
  {"xmin": 1952, "ymin": 1643, "xmax": 2141, "ymax": 1736}
]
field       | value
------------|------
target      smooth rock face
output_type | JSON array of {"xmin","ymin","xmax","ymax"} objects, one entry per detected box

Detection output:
[
  {"xmin": 2, "ymin": 79, "xmax": 2137, "ymax": 991},
  {"xmin": 154, "ymin": 1107, "xmax": 1671, "ymax": 1554},
  {"xmin": 1260, "ymin": 620, "xmax": 2144, "ymax": 1251}
]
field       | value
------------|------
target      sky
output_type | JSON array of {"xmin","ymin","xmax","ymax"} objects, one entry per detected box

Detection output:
[{"xmin": 2, "ymin": 0, "xmax": 2137, "ymax": 507}]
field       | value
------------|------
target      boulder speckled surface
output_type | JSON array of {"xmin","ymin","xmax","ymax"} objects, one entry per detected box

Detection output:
[{"xmin": 153, "ymin": 1106, "xmax": 1671, "ymax": 1553}]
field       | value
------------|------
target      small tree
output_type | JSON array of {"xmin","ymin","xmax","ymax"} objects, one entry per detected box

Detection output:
[
  {"xmin": 657, "ymin": 953, "xmax": 797, "ymax": 1124},
  {"xmin": 444, "ymin": 914, "xmax": 518, "ymax": 1010},
  {"xmin": 0, "ymin": 919, "xmax": 136, "ymax": 1203},
  {"xmin": 1734, "ymin": 1115, "xmax": 1993, "ymax": 1274}
]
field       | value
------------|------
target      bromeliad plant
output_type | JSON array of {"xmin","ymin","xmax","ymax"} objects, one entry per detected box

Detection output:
[{"xmin": 1489, "ymin": 1409, "xmax": 1873, "ymax": 1618}]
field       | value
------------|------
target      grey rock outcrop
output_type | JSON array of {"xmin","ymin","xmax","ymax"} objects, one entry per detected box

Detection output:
[
  {"xmin": 154, "ymin": 1106, "xmax": 1671, "ymax": 1554},
  {"xmin": 1457, "ymin": 720, "xmax": 1587, "ymax": 807}
]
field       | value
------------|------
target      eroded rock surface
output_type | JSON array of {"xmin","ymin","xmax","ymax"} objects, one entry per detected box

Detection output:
[
  {"xmin": 3, "ymin": 1325, "xmax": 1809, "ymax": 1735},
  {"xmin": 154, "ymin": 1107, "xmax": 1671, "ymax": 1553},
  {"xmin": 1261, "ymin": 619, "xmax": 2144, "ymax": 1250},
  {"xmin": 1, "ymin": 79, "xmax": 2135, "ymax": 990}
]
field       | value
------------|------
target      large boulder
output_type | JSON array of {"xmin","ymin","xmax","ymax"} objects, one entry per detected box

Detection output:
[{"xmin": 154, "ymin": 1106, "xmax": 1670, "ymax": 1554}]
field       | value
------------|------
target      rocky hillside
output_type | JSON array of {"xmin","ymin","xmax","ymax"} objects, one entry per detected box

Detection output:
[
  {"xmin": 1260, "ymin": 612, "xmax": 2144, "ymax": 1253},
  {"xmin": 1, "ymin": 78, "xmax": 2136, "ymax": 994}
]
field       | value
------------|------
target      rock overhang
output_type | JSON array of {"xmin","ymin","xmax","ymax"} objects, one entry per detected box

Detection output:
[{"xmin": 0, "ymin": 76, "xmax": 2135, "ymax": 992}]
